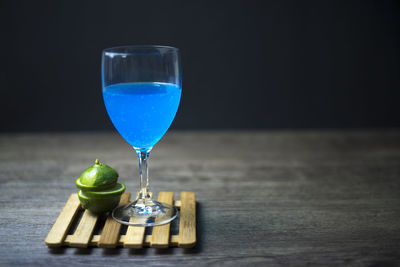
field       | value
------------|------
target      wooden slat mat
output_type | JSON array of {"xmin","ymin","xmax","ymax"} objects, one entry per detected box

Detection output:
[{"xmin": 45, "ymin": 192, "xmax": 196, "ymax": 248}]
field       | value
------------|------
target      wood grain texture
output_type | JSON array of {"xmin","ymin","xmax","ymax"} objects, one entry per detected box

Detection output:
[
  {"xmin": 122, "ymin": 192, "xmax": 153, "ymax": 248},
  {"xmin": 123, "ymin": 220, "xmax": 146, "ymax": 248},
  {"xmin": 1, "ymin": 131, "xmax": 400, "ymax": 266},
  {"xmin": 44, "ymin": 194, "xmax": 81, "ymax": 247},
  {"xmin": 150, "ymin": 192, "xmax": 174, "ymax": 248},
  {"xmin": 98, "ymin": 193, "xmax": 131, "ymax": 248},
  {"xmin": 178, "ymin": 192, "xmax": 196, "ymax": 248},
  {"xmin": 65, "ymin": 210, "xmax": 98, "ymax": 248}
]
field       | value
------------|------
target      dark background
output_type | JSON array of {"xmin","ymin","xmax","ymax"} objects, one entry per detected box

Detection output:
[{"xmin": 1, "ymin": 0, "xmax": 399, "ymax": 132}]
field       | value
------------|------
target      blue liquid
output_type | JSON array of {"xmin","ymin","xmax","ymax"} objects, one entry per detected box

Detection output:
[{"xmin": 103, "ymin": 82, "xmax": 181, "ymax": 150}]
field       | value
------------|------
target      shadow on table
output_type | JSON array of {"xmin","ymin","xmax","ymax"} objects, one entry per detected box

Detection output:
[
  {"xmin": 48, "ymin": 247, "xmax": 95, "ymax": 256},
  {"xmin": 75, "ymin": 248, "xmax": 94, "ymax": 255},
  {"xmin": 48, "ymin": 247, "xmax": 66, "ymax": 255},
  {"xmin": 129, "ymin": 248, "xmax": 147, "ymax": 255},
  {"xmin": 102, "ymin": 248, "xmax": 122, "ymax": 256}
]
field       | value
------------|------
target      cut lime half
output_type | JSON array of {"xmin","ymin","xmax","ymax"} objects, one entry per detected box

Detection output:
[{"xmin": 78, "ymin": 190, "xmax": 122, "ymax": 214}]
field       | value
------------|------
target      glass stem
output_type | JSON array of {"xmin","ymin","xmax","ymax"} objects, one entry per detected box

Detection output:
[{"xmin": 136, "ymin": 149, "xmax": 152, "ymax": 203}]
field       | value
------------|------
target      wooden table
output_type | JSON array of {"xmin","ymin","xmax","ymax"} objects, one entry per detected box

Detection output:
[{"xmin": 0, "ymin": 131, "xmax": 399, "ymax": 266}]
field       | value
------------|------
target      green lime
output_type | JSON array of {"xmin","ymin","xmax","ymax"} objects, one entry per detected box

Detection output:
[
  {"xmin": 77, "ymin": 159, "xmax": 118, "ymax": 191},
  {"xmin": 78, "ymin": 190, "xmax": 122, "ymax": 214},
  {"xmin": 82, "ymin": 182, "xmax": 125, "ymax": 199}
]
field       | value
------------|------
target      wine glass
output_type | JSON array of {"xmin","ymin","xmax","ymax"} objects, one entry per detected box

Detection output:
[{"xmin": 101, "ymin": 45, "xmax": 181, "ymax": 226}]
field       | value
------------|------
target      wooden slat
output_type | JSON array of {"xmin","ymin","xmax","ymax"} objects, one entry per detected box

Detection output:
[
  {"xmin": 150, "ymin": 192, "xmax": 174, "ymax": 248},
  {"xmin": 170, "ymin": 235, "xmax": 179, "ymax": 246},
  {"xmin": 98, "ymin": 192, "xmax": 131, "ymax": 248},
  {"xmin": 123, "ymin": 218, "xmax": 146, "ymax": 248},
  {"xmin": 65, "ymin": 210, "xmax": 98, "ymax": 247},
  {"xmin": 45, "ymin": 194, "xmax": 81, "ymax": 247},
  {"xmin": 178, "ymin": 192, "xmax": 196, "ymax": 248},
  {"xmin": 144, "ymin": 234, "xmax": 152, "ymax": 246},
  {"xmin": 122, "ymin": 192, "xmax": 153, "ymax": 248},
  {"xmin": 83, "ymin": 234, "xmax": 179, "ymax": 247},
  {"xmin": 91, "ymin": 234, "xmax": 100, "ymax": 245},
  {"xmin": 174, "ymin": 200, "xmax": 181, "ymax": 208}
]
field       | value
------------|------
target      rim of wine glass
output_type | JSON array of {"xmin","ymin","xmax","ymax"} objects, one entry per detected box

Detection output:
[{"xmin": 103, "ymin": 45, "xmax": 179, "ymax": 56}]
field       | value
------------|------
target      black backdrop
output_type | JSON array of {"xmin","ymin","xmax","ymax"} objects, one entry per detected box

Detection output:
[{"xmin": 1, "ymin": 0, "xmax": 399, "ymax": 132}]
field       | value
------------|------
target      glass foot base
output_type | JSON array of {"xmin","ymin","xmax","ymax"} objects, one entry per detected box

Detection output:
[{"xmin": 112, "ymin": 199, "xmax": 178, "ymax": 226}]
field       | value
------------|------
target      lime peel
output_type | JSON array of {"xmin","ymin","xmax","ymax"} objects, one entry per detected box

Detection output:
[{"xmin": 76, "ymin": 159, "xmax": 125, "ymax": 214}]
